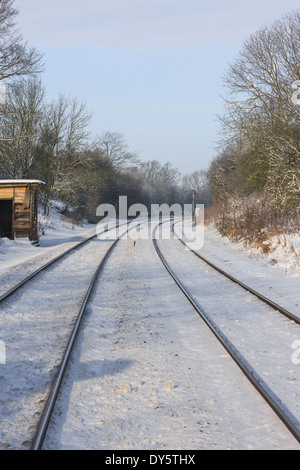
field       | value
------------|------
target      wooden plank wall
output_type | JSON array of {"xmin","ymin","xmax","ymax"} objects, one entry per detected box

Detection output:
[
  {"xmin": 13, "ymin": 187, "xmax": 32, "ymax": 237},
  {"xmin": 0, "ymin": 187, "xmax": 13, "ymax": 199}
]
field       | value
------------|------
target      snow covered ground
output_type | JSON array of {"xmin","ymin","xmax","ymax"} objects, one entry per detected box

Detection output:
[
  {"xmin": 0, "ymin": 207, "xmax": 299, "ymax": 450},
  {"xmin": 0, "ymin": 202, "xmax": 95, "ymax": 274},
  {"xmin": 174, "ymin": 221, "xmax": 300, "ymax": 315},
  {"xmin": 42, "ymin": 226, "xmax": 300, "ymax": 450}
]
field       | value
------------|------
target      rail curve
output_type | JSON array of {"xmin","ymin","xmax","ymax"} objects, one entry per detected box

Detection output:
[
  {"xmin": 153, "ymin": 222, "xmax": 300, "ymax": 445},
  {"xmin": 172, "ymin": 221, "xmax": 300, "ymax": 325}
]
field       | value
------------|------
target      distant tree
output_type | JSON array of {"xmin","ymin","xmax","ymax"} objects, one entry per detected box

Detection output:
[
  {"xmin": 139, "ymin": 160, "xmax": 180, "ymax": 205},
  {"xmin": 94, "ymin": 131, "xmax": 140, "ymax": 170},
  {"xmin": 56, "ymin": 148, "xmax": 119, "ymax": 222},
  {"xmin": 181, "ymin": 170, "xmax": 212, "ymax": 207},
  {"xmin": 115, "ymin": 165, "xmax": 150, "ymax": 212}
]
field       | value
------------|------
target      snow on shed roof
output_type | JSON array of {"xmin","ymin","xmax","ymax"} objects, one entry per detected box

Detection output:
[{"xmin": 0, "ymin": 179, "xmax": 45, "ymax": 185}]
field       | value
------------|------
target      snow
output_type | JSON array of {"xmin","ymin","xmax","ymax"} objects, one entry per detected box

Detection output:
[
  {"xmin": 0, "ymin": 210, "xmax": 299, "ymax": 450},
  {"xmin": 174, "ymin": 221, "xmax": 300, "ymax": 315},
  {"xmin": 0, "ymin": 180, "xmax": 45, "ymax": 185},
  {"xmin": 0, "ymin": 203, "xmax": 96, "ymax": 295}
]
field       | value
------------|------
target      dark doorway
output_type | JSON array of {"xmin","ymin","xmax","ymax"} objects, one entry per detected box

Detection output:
[{"xmin": 0, "ymin": 200, "xmax": 13, "ymax": 238}]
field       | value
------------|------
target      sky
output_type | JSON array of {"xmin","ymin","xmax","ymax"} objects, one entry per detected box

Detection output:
[{"xmin": 13, "ymin": 0, "xmax": 300, "ymax": 175}]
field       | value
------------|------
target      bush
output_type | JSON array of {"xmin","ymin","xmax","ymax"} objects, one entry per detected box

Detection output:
[{"xmin": 206, "ymin": 194, "xmax": 300, "ymax": 253}]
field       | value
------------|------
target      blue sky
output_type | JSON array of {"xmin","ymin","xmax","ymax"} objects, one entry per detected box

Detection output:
[{"xmin": 14, "ymin": 0, "xmax": 300, "ymax": 175}]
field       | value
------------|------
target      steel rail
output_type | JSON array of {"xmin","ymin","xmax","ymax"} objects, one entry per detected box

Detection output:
[
  {"xmin": 31, "ymin": 221, "xmax": 140, "ymax": 450},
  {"xmin": 172, "ymin": 222, "xmax": 300, "ymax": 325},
  {"xmin": 153, "ymin": 223, "xmax": 300, "ymax": 445},
  {"xmin": 0, "ymin": 222, "xmax": 128, "ymax": 304}
]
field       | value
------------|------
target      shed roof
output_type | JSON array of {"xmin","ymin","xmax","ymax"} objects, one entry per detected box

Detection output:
[{"xmin": 0, "ymin": 179, "xmax": 45, "ymax": 186}]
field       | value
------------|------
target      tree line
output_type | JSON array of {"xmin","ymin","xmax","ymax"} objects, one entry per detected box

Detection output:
[
  {"xmin": 207, "ymin": 10, "xmax": 300, "ymax": 244},
  {"xmin": 0, "ymin": 0, "xmax": 211, "ymax": 222},
  {"xmin": 2, "ymin": 1, "xmax": 298, "ymax": 238}
]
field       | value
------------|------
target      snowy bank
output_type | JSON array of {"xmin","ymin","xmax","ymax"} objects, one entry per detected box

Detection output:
[{"xmin": 0, "ymin": 200, "xmax": 95, "ymax": 275}]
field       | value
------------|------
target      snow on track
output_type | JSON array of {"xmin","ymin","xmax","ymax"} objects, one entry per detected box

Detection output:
[
  {"xmin": 161, "ymin": 223, "xmax": 300, "ymax": 423},
  {"xmin": 42, "ymin": 224, "xmax": 300, "ymax": 450},
  {"xmin": 0, "ymin": 235, "xmax": 117, "ymax": 449},
  {"xmin": 0, "ymin": 227, "xmax": 97, "ymax": 299},
  {"xmin": 175, "ymin": 222, "xmax": 300, "ymax": 313}
]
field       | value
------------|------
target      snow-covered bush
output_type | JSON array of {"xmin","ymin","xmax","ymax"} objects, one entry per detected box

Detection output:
[{"xmin": 206, "ymin": 194, "xmax": 300, "ymax": 256}]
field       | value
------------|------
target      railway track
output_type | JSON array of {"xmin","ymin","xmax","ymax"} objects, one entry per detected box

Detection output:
[
  {"xmin": 153, "ymin": 221, "xmax": 300, "ymax": 445},
  {"xmin": 0, "ymin": 221, "xmax": 128, "ymax": 305},
  {"xmin": 30, "ymin": 221, "xmax": 141, "ymax": 450},
  {"xmin": 172, "ymin": 221, "xmax": 300, "ymax": 325},
  {"xmin": 1, "ymin": 218, "xmax": 299, "ymax": 449},
  {"xmin": 0, "ymin": 220, "xmax": 136, "ymax": 449}
]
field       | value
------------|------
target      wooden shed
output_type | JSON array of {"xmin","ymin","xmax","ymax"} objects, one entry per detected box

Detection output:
[{"xmin": 0, "ymin": 179, "xmax": 45, "ymax": 242}]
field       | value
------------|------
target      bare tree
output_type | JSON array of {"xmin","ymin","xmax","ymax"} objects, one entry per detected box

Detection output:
[
  {"xmin": 182, "ymin": 170, "xmax": 212, "ymax": 207},
  {"xmin": 33, "ymin": 95, "xmax": 92, "ymax": 211},
  {"xmin": 40, "ymin": 94, "xmax": 92, "ymax": 182},
  {"xmin": 94, "ymin": 130, "xmax": 139, "ymax": 170},
  {"xmin": 139, "ymin": 159, "xmax": 180, "ymax": 204},
  {"xmin": 0, "ymin": 77, "xmax": 45, "ymax": 177},
  {"xmin": 0, "ymin": 1, "xmax": 44, "ymax": 176},
  {"xmin": 56, "ymin": 96, "xmax": 92, "ymax": 179},
  {"xmin": 219, "ymin": 10, "xmax": 300, "ymax": 212},
  {"xmin": 0, "ymin": 0, "xmax": 43, "ymax": 82}
]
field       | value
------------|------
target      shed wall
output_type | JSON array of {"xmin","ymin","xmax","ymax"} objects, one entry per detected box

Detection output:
[{"xmin": 0, "ymin": 185, "xmax": 39, "ymax": 240}]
